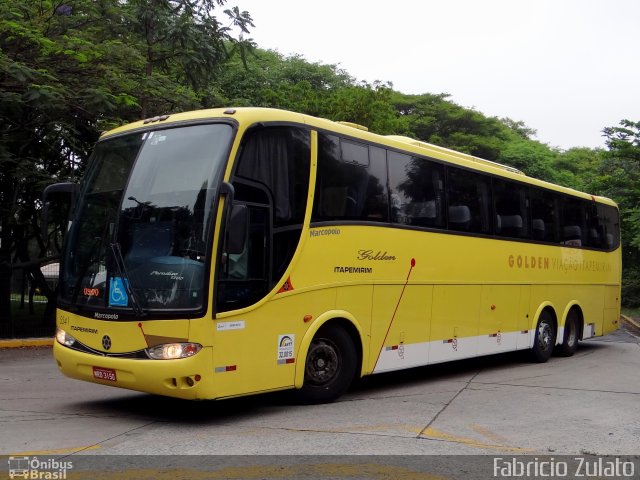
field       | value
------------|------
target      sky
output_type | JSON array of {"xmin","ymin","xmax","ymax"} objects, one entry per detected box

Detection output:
[{"xmin": 228, "ymin": 0, "xmax": 639, "ymax": 150}]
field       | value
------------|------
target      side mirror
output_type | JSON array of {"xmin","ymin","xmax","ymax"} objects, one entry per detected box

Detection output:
[
  {"xmin": 42, "ymin": 182, "xmax": 79, "ymax": 247},
  {"xmin": 226, "ymin": 204, "xmax": 248, "ymax": 255}
]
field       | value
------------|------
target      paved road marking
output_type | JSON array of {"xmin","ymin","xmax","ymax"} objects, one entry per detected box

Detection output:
[{"xmin": 6, "ymin": 445, "xmax": 101, "ymax": 455}]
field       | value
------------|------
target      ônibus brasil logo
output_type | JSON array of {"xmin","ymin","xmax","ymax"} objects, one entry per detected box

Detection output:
[{"xmin": 7, "ymin": 456, "xmax": 73, "ymax": 479}]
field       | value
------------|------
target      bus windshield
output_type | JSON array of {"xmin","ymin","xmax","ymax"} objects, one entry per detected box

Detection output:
[{"xmin": 59, "ymin": 123, "xmax": 234, "ymax": 315}]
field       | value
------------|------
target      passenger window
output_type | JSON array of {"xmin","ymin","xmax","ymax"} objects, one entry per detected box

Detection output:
[
  {"xmin": 585, "ymin": 203, "xmax": 603, "ymax": 248},
  {"xmin": 312, "ymin": 134, "xmax": 388, "ymax": 222},
  {"xmin": 596, "ymin": 204, "xmax": 620, "ymax": 250},
  {"xmin": 493, "ymin": 178, "xmax": 528, "ymax": 238},
  {"xmin": 447, "ymin": 167, "xmax": 491, "ymax": 234},
  {"xmin": 561, "ymin": 197, "xmax": 585, "ymax": 247},
  {"xmin": 388, "ymin": 152, "xmax": 444, "ymax": 228},
  {"xmin": 530, "ymin": 188, "xmax": 558, "ymax": 243}
]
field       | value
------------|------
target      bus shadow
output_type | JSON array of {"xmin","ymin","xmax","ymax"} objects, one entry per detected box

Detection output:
[
  {"xmin": 350, "ymin": 341, "xmax": 607, "ymax": 398},
  {"xmin": 73, "ymin": 341, "xmax": 610, "ymax": 424},
  {"xmin": 73, "ymin": 389, "xmax": 296, "ymax": 425}
]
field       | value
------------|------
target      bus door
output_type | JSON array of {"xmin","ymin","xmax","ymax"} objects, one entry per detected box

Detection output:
[{"xmin": 213, "ymin": 126, "xmax": 311, "ymax": 397}]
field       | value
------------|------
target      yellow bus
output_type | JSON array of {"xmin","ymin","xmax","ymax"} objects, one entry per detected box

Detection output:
[{"xmin": 50, "ymin": 107, "xmax": 621, "ymax": 403}]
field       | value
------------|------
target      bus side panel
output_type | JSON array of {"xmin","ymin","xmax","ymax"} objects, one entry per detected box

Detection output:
[
  {"xmin": 212, "ymin": 289, "xmax": 333, "ymax": 398},
  {"xmin": 516, "ymin": 285, "xmax": 532, "ymax": 350},
  {"xmin": 602, "ymin": 285, "xmax": 621, "ymax": 336},
  {"xmin": 568, "ymin": 285, "xmax": 604, "ymax": 339},
  {"xmin": 370, "ymin": 284, "xmax": 432, "ymax": 373},
  {"xmin": 478, "ymin": 285, "xmax": 522, "ymax": 355},
  {"xmin": 429, "ymin": 285, "xmax": 481, "ymax": 364},
  {"xmin": 335, "ymin": 284, "xmax": 373, "ymax": 374}
]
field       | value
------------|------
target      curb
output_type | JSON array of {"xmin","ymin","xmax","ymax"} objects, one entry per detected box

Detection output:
[
  {"xmin": 0, "ymin": 337, "xmax": 53, "ymax": 348},
  {"xmin": 621, "ymin": 314, "xmax": 640, "ymax": 330}
]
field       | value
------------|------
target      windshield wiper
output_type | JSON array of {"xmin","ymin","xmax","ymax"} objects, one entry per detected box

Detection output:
[{"xmin": 110, "ymin": 242, "xmax": 145, "ymax": 317}]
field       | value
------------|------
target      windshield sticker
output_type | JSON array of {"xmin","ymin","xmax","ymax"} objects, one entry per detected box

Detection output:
[
  {"xmin": 277, "ymin": 334, "xmax": 295, "ymax": 364},
  {"xmin": 109, "ymin": 277, "xmax": 129, "ymax": 307}
]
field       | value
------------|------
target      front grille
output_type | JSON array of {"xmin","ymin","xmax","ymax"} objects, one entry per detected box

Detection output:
[{"xmin": 67, "ymin": 339, "xmax": 149, "ymax": 359}]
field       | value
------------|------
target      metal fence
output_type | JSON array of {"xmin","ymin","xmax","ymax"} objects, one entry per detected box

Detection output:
[{"xmin": 2, "ymin": 261, "xmax": 58, "ymax": 339}]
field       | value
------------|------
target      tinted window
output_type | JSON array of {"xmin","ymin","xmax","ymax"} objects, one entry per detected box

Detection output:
[
  {"xmin": 561, "ymin": 196, "xmax": 585, "ymax": 247},
  {"xmin": 312, "ymin": 134, "xmax": 388, "ymax": 222},
  {"xmin": 61, "ymin": 124, "xmax": 233, "ymax": 312},
  {"xmin": 235, "ymin": 127, "xmax": 310, "ymax": 227},
  {"xmin": 494, "ymin": 178, "xmax": 528, "ymax": 238},
  {"xmin": 219, "ymin": 126, "xmax": 311, "ymax": 312},
  {"xmin": 388, "ymin": 152, "xmax": 444, "ymax": 228},
  {"xmin": 447, "ymin": 167, "xmax": 491, "ymax": 233},
  {"xmin": 584, "ymin": 203, "xmax": 603, "ymax": 248},
  {"xmin": 596, "ymin": 204, "xmax": 620, "ymax": 250},
  {"xmin": 530, "ymin": 188, "xmax": 558, "ymax": 243}
]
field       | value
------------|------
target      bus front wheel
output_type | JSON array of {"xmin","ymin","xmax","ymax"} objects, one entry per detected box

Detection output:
[
  {"xmin": 531, "ymin": 312, "xmax": 555, "ymax": 363},
  {"xmin": 298, "ymin": 325, "xmax": 357, "ymax": 404}
]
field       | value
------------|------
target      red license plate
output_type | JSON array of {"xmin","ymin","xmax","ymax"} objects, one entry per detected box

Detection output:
[{"xmin": 92, "ymin": 366, "xmax": 117, "ymax": 382}]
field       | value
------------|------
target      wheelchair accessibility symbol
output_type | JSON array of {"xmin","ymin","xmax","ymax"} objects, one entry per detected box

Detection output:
[{"xmin": 109, "ymin": 277, "xmax": 129, "ymax": 307}]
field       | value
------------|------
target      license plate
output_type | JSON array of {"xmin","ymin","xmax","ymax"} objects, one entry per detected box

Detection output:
[{"xmin": 92, "ymin": 366, "xmax": 117, "ymax": 382}]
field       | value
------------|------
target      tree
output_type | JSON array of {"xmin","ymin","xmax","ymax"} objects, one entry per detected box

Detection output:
[
  {"xmin": 123, "ymin": 0, "xmax": 254, "ymax": 117},
  {"xmin": 496, "ymin": 140, "xmax": 560, "ymax": 182},
  {"xmin": 0, "ymin": 0, "xmax": 253, "ymax": 330},
  {"xmin": 598, "ymin": 120, "xmax": 640, "ymax": 306},
  {"xmin": 391, "ymin": 92, "xmax": 514, "ymax": 161}
]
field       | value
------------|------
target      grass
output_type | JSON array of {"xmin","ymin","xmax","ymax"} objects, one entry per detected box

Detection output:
[{"xmin": 622, "ymin": 307, "xmax": 640, "ymax": 320}]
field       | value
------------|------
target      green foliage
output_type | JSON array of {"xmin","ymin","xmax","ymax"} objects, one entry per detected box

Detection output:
[
  {"xmin": 391, "ymin": 92, "xmax": 513, "ymax": 160},
  {"xmin": 1, "ymin": 2, "xmax": 638, "ymax": 312},
  {"xmin": 0, "ymin": 0, "xmax": 254, "ymax": 323},
  {"xmin": 498, "ymin": 140, "xmax": 558, "ymax": 181},
  {"xmin": 596, "ymin": 120, "xmax": 640, "ymax": 306}
]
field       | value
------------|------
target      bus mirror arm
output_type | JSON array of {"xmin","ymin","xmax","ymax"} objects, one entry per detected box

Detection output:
[
  {"xmin": 41, "ymin": 182, "xmax": 79, "ymax": 248},
  {"xmin": 220, "ymin": 181, "xmax": 235, "ymax": 204}
]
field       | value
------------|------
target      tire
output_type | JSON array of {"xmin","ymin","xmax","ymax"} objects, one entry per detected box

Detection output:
[
  {"xmin": 556, "ymin": 310, "xmax": 579, "ymax": 357},
  {"xmin": 530, "ymin": 311, "xmax": 555, "ymax": 363},
  {"xmin": 297, "ymin": 325, "xmax": 357, "ymax": 404}
]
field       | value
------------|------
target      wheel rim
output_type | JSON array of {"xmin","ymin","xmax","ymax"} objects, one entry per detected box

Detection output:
[
  {"xmin": 538, "ymin": 322, "xmax": 553, "ymax": 351},
  {"xmin": 305, "ymin": 339, "xmax": 340, "ymax": 386}
]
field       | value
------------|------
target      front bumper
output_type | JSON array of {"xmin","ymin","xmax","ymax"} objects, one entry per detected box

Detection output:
[{"xmin": 53, "ymin": 341, "xmax": 215, "ymax": 400}]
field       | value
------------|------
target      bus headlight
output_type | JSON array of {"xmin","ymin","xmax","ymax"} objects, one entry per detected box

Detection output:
[
  {"xmin": 55, "ymin": 328, "xmax": 76, "ymax": 347},
  {"xmin": 146, "ymin": 343, "xmax": 202, "ymax": 360}
]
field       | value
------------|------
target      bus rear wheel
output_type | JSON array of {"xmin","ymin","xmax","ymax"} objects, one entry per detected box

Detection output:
[
  {"xmin": 298, "ymin": 325, "xmax": 357, "ymax": 404},
  {"xmin": 556, "ymin": 310, "xmax": 579, "ymax": 357},
  {"xmin": 531, "ymin": 312, "xmax": 555, "ymax": 363}
]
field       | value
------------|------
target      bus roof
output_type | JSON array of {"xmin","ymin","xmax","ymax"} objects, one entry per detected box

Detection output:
[{"xmin": 101, "ymin": 107, "xmax": 618, "ymax": 208}]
